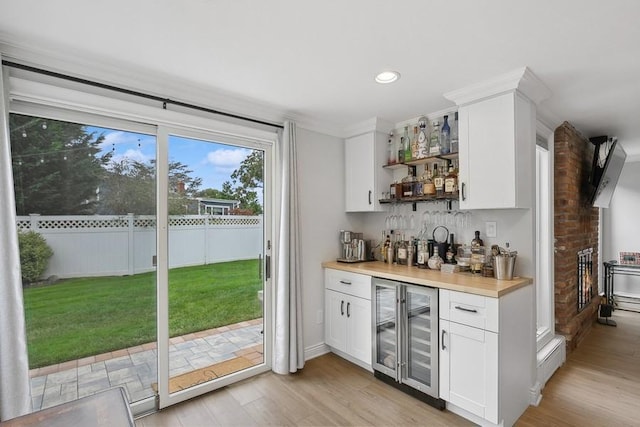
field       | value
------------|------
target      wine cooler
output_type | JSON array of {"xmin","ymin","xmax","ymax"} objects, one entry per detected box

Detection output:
[{"xmin": 372, "ymin": 277, "xmax": 444, "ymax": 409}]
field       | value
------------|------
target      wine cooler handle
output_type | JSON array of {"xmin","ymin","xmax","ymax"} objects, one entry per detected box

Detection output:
[
  {"xmin": 347, "ymin": 302, "xmax": 351, "ymax": 317},
  {"xmin": 441, "ymin": 329, "xmax": 447, "ymax": 350},
  {"xmin": 341, "ymin": 300, "xmax": 344, "ymax": 316},
  {"xmin": 368, "ymin": 190, "xmax": 372, "ymax": 205},
  {"xmin": 455, "ymin": 305, "xmax": 478, "ymax": 313},
  {"xmin": 461, "ymin": 182, "xmax": 466, "ymax": 201}
]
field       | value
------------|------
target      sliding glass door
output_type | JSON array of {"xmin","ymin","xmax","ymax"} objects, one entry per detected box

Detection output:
[
  {"xmin": 9, "ymin": 114, "xmax": 273, "ymax": 414},
  {"xmin": 9, "ymin": 113, "xmax": 159, "ymax": 414},
  {"xmin": 156, "ymin": 127, "xmax": 271, "ymax": 408}
]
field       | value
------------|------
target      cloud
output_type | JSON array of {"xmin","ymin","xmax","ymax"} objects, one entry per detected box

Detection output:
[
  {"xmin": 111, "ymin": 149, "xmax": 152, "ymax": 165},
  {"xmin": 205, "ymin": 148, "xmax": 250, "ymax": 169}
]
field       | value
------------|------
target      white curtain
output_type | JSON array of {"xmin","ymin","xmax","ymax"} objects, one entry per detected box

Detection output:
[
  {"xmin": 0, "ymin": 62, "xmax": 32, "ymax": 419},
  {"xmin": 273, "ymin": 121, "xmax": 304, "ymax": 374}
]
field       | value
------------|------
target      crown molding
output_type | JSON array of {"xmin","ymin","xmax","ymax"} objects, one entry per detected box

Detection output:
[
  {"xmin": 343, "ymin": 117, "xmax": 394, "ymax": 138},
  {"xmin": 444, "ymin": 66, "xmax": 552, "ymax": 106}
]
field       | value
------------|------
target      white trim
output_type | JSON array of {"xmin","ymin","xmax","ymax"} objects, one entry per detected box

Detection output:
[
  {"xmin": 444, "ymin": 67, "xmax": 551, "ymax": 106},
  {"xmin": 304, "ymin": 343, "xmax": 331, "ymax": 361}
]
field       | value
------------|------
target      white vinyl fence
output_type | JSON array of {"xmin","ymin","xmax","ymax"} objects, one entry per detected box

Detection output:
[{"xmin": 17, "ymin": 214, "xmax": 263, "ymax": 279}]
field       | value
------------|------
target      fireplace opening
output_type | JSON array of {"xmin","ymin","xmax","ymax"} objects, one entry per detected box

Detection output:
[{"xmin": 577, "ymin": 248, "xmax": 593, "ymax": 312}]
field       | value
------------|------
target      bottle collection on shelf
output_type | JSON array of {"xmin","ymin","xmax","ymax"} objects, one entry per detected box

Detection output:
[
  {"xmin": 383, "ymin": 113, "xmax": 459, "ymax": 203},
  {"xmin": 376, "ymin": 229, "xmax": 494, "ymax": 275},
  {"xmin": 387, "ymin": 112, "xmax": 458, "ymax": 166}
]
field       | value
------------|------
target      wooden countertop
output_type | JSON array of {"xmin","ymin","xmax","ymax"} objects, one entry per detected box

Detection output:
[{"xmin": 322, "ymin": 260, "xmax": 532, "ymax": 298}]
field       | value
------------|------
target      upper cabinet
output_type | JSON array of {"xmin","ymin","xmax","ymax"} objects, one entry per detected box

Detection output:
[
  {"xmin": 445, "ymin": 67, "xmax": 551, "ymax": 210},
  {"xmin": 345, "ymin": 118, "xmax": 392, "ymax": 212}
]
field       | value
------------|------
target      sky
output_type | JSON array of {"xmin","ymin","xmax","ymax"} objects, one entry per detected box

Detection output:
[{"xmin": 91, "ymin": 126, "xmax": 253, "ymax": 191}]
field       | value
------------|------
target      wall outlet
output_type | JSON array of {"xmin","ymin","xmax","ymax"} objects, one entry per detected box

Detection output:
[
  {"xmin": 486, "ymin": 221, "xmax": 497, "ymax": 238},
  {"xmin": 316, "ymin": 309, "xmax": 323, "ymax": 324}
]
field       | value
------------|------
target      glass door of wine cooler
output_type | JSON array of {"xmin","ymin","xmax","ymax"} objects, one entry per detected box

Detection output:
[
  {"xmin": 401, "ymin": 285, "xmax": 438, "ymax": 395},
  {"xmin": 372, "ymin": 279, "xmax": 399, "ymax": 380}
]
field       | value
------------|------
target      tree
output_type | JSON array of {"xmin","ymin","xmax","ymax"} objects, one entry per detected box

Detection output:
[
  {"xmin": 222, "ymin": 150, "xmax": 263, "ymax": 214},
  {"xmin": 10, "ymin": 114, "xmax": 112, "ymax": 215},
  {"xmin": 98, "ymin": 159, "xmax": 202, "ymax": 215}
]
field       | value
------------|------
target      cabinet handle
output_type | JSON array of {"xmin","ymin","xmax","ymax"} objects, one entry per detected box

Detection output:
[
  {"xmin": 441, "ymin": 329, "xmax": 446, "ymax": 350},
  {"xmin": 339, "ymin": 280, "xmax": 352, "ymax": 285},
  {"xmin": 455, "ymin": 305, "xmax": 478, "ymax": 313},
  {"xmin": 368, "ymin": 190, "xmax": 372, "ymax": 205},
  {"xmin": 461, "ymin": 182, "xmax": 466, "ymax": 201},
  {"xmin": 347, "ymin": 302, "xmax": 351, "ymax": 318},
  {"xmin": 341, "ymin": 300, "xmax": 344, "ymax": 316}
]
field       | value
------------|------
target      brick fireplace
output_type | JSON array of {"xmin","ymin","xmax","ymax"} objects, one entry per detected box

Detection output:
[{"xmin": 554, "ymin": 122, "xmax": 600, "ymax": 352}]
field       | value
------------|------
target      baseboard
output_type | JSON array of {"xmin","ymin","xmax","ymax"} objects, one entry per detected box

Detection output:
[
  {"xmin": 304, "ymin": 342, "xmax": 330, "ymax": 361},
  {"xmin": 536, "ymin": 335, "xmax": 566, "ymax": 393},
  {"xmin": 614, "ymin": 294, "xmax": 640, "ymax": 313}
]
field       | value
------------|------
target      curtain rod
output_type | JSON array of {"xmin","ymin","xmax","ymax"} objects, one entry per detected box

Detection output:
[{"xmin": 1, "ymin": 59, "xmax": 285, "ymax": 130}]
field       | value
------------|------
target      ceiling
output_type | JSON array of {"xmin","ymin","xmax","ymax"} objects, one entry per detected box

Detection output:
[{"xmin": 1, "ymin": 0, "xmax": 639, "ymax": 158}]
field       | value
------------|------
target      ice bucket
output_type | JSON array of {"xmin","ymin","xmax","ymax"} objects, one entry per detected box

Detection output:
[{"xmin": 493, "ymin": 254, "xmax": 516, "ymax": 280}]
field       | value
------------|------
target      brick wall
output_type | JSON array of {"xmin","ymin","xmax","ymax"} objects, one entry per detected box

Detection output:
[{"xmin": 554, "ymin": 121, "xmax": 600, "ymax": 352}]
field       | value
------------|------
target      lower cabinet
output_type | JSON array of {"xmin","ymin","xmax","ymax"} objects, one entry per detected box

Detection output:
[
  {"xmin": 324, "ymin": 269, "xmax": 372, "ymax": 369},
  {"xmin": 439, "ymin": 319, "xmax": 499, "ymax": 423},
  {"xmin": 439, "ymin": 287, "xmax": 534, "ymax": 427}
]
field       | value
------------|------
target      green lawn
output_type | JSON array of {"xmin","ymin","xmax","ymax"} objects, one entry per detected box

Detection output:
[{"xmin": 23, "ymin": 259, "xmax": 263, "ymax": 369}]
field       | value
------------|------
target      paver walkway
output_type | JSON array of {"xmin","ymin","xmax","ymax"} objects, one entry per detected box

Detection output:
[{"xmin": 28, "ymin": 318, "xmax": 264, "ymax": 411}]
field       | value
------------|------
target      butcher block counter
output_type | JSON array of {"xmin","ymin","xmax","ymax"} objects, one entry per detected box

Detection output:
[{"xmin": 321, "ymin": 260, "xmax": 531, "ymax": 298}]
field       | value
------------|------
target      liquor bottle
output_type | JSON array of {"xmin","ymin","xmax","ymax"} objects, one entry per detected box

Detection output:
[
  {"xmin": 422, "ymin": 167, "xmax": 435, "ymax": 196},
  {"xmin": 411, "ymin": 126, "xmax": 419, "ymax": 161},
  {"xmin": 427, "ymin": 246, "xmax": 443, "ymax": 270},
  {"xmin": 397, "ymin": 235, "xmax": 408, "ymax": 265},
  {"xmin": 444, "ymin": 164, "xmax": 458, "ymax": 195},
  {"xmin": 446, "ymin": 233, "xmax": 456, "ymax": 264},
  {"xmin": 417, "ymin": 240, "xmax": 428, "ymax": 268},
  {"xmin": 382, "ymin": 233, "xmax": 390, "ymax": 262},
  {"xmin": 387, "ymin": 132, "xmax": 396, "ymax": 165},
  {"xmin": 441, "ymin": 115, "xmax": 451, "ymax": 154},
  {"xmin": 429, "ymin": 121, "xmax": 441, "ymax": 156},
  {"xmin": 471, "ymin": 230, "xmax": 484, "ymax": 248},
  {"xmin": 417, "ymin": 116, "xmax": 429, "ymax": 159},
  {"xmin": 407, "ymin": 236, "xmax": 415, "ymax": 267},
  {"xmin": 450, "ymin": 112, "xmax": 459, "ymax": 153},
  {"xmin": 399, "ymin": 126, "xmax": 410, "ymax": 164},
  {"xmin": 401, "ymin": 168, "xmax": 416, "ymax": 198},
  {"xmin": 434, "ymin": 164, "xmax": 444, "ymax": 197}
]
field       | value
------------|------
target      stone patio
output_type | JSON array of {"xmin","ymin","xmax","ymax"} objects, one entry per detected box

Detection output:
[{"xmin": 28, "ymin": 318, "xmax": 264, "ymax": 411}]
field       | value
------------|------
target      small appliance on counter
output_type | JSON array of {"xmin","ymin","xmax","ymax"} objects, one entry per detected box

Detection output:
[{"xmin": 338, "ymin": 230, "xmax": 370, "ymax": 263}]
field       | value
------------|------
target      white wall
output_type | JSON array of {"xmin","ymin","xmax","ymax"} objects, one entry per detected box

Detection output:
[
  {"xmin": 296, "ymin": 127, "xmax": 359, "ymax": 358},
  {"xmin": 602, "ymin": 160, "xmax": 640, "ymax": 297}
]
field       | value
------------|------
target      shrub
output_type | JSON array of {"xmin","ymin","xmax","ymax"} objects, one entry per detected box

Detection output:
[{"xmin": 18, "ymin": 231, "xmax": 53, "ymax": 284}]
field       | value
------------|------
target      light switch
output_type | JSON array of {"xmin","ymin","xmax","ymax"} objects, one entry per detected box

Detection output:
[{"xmin": 486, "ymin": 221, "xmax": 497, "ymax": 238}]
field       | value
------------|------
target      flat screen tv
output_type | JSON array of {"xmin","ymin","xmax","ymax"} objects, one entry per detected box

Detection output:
[{"xmin": 589, "ymin": 136, "xmax": 626, "ymax": 208}]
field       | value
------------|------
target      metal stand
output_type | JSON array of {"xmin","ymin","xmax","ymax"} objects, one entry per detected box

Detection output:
[{"xmin": 597, "ymin": 303, "xmax": 617, "ymax": 327}]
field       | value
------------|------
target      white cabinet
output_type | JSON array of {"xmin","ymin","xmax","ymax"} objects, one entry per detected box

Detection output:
[
  {"xmin": 439, "ymin": 287, "xmax": 534, "ymax": 427},
  {"xmin": 345, "ymin": 120, "xmax": 392, "ymax": 212},
  {"xmin": 457, "ymin": 91, "xmax": 535, "ymax": 210},
  {"xmin": 324, "ymin": 269, "xmax": 372, "ymax": 368}
]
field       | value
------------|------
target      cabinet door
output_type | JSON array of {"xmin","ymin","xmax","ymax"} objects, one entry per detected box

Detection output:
[
  {"xmin": 345, "ymin": 296, "xmax": 372, "ymax": 365},
  {"xmin": 440, "ymin": 321, "xmax": 499, "ymax": 424},
  {"xmin": 458, "ymin": 93, "xmax": 517, "ymax": 209},
  {"xmin": 345, "ymin": 133, "xmax": 376, "ymax": 212},
  {"xmin": 325, "ymin": 290, "xmax": 347, "ymax": 352}
]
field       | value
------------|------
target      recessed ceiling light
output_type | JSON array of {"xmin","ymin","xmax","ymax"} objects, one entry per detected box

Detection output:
[{"xmin": 375, "ymin": 70, "xmax": 400, "ymax": 84}]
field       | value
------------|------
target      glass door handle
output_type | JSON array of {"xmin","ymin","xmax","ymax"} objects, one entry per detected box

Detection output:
[{"xmin": 265, "ymin": 255, "xmax": 271, "ymax": 279}]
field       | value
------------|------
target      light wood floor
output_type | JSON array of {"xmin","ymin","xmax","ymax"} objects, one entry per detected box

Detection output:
[{"xmin": 137, "ymin": 310, "xmax": 640, "ymax": 426}]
